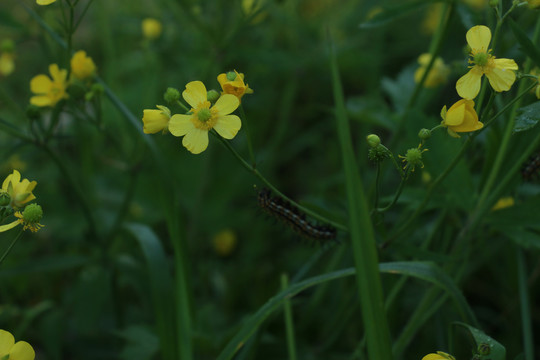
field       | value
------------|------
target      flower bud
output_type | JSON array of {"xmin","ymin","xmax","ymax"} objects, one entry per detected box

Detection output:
[
  {"xmin": 0, "ymin": 191, "xmax": 11, "ymax": 207},
  {"xmin": 164, "ymin": 87, "xmax": 180, "ymax": 104},
  {"xmin": 368, "ymin": 145, "xmax": 390, "ymax": 163},
  {"xmin": 207, "ymin": 89, "xmax": 220, "ymax": 103},
  {"xmin": 22, "ymin": 203, "xmax": 43, "ymax": 224},
  {"xmin": 366, "ymin": 134, "xmax": 381, "ymax": 148},
  {"xmin": 418, "ymin": 128, "xmax": 431, "ymax": 140}
]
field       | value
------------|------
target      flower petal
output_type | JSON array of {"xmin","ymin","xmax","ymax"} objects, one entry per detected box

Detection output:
[
  {"xmin": 30, "ymin": 75, "xmax": 52, "ymax": 94},
  {"xmin": 213, "ymin": 94, "xmax": 239, "ymax": 116},
  {"xmin": 49, "ymin": 64, "xmax": 67, "ymax": 83},
  {"xmin": 466, "ymin": 25, "xmax": 491, "ymax": 51},
  {"xmin": 182, "ymin": 81, "xmax": 207, "ymax": 109},
  {"xmin": 142, "ymin": 109, "xmax": 169, "ymax": 134},
  {"xmin": 445, "ymin": 101, "xmax": 467, "ymax": 126},
  {"xmin": 486, "ymin": 66, "xmax": 516, "ymax": 92},
  {"xmin": 214, "ymin": 115, "xmax": 241, "ymax": 139},
  {"xmin": 169, "ymin": 114, "xmax": 195, "ymax": 137},
  {"xmin": 10, "ymin": 341, "xmax": 35, "ymax": 360},
  {"xmin": 36, "ymin": 0, "xmax": 57, "ymax": 4},
  {"xmin": 30, "ymin": 95, "xmax": 53, "ymax": 107},
  {"xmin": 456, "ymin": 67, "xmax": 483, "ymax": 100},
  {"xmin": 422, "ymin": 355, "xmax": 446, "ymax": 360},
  {"xmin": 493, "ymin": 58, "xmax": 518, "ymax": 71},
  {"xmin": 0, "ymin": 329, "xmax": 15, "ymax": 353},
  {"xmin": 217, "ymin": 73, "xmax": 228, "ymax": 87},
  {"xmin": 182, "ymin": 128, "xmax": 209, "ymax": 154}
]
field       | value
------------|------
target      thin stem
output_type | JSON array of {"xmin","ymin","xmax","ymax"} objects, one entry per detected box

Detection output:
[
  {"xmin": 0, "ymin": 229, "xmax": 24, "ymax": 265},
  {"xmin": 516, "ymin": 248, "xmax": 534, "ymax": 360},
  {"xmin": 213, "ymin": 132, "xmax": 347, "ymax": 231},
  {"xmin": 373, "ymin": 163, "xmax": 381, "ymax": 210},
  {"xmin": 281, "ymin": 274, "xmax": 297, "ymax": 360},
  {"xmin": 240, "ymin": 105, "xmax": 256, "ymax": 168},
  {"xmin": 377, "ymin": 175, "xmax": 407, "ymax": 213}
]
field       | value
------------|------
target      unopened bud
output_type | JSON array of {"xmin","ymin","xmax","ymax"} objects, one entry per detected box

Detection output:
[
  {"xmin": 0, "ymin": 191, "xmax": 11, "ymax": 207},
  {"xmin": 164, "ymin": 87, "xmax": 180, "ymax": 104},
  {"xmin": 207, "ymin": 89, "xmax": 220, "ymax": 103},
  {"xmin": 366, "ymin": 134, "xmax": 381, "ymax": 148},
  {"xmin": 418, "ymin": 128, "xmax": 431, "ymax": 140}
]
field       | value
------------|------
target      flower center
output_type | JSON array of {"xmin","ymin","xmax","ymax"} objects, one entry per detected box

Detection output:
[
  {"xmin": 197, "ymin": 108, "xmax": 212, "ymax": 123},
  {"xmin": 473, "ymin": 52, "xmax": 489, "ymax": 67}
]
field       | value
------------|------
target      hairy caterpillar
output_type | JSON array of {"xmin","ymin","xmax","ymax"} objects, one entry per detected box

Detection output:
[
  {"xmin": 257, "ymin": 188, "xmax": 337, "ymax": 242},
  {"xmin": 521, "ymin": 152, "xmax": 540, "ymax": 181}
]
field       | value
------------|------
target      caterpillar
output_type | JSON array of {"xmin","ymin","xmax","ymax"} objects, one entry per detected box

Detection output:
[
  {"xmin": 257, "ymin": 188, "xmax": 337, "ymax": 242},
  {"xmin": 521, "ymin": 152, "xmax": 540, "ymax": 181}
]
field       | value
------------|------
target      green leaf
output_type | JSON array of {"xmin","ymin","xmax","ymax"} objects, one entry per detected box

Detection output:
[
  {"xmin": 125, "ymin": 223, "xmax": 177, "ymax": 360},
  {"xmin": 359, "ymin": 0, "xmax": 436, "ymax": 29},
  {"xmin": 454, "ymin": 322, "xmax": 506, "ymax": 360},
  {"xmin": 513, "ymin": 101, "xmax": 540, "ymax": 133},
  {"xmin": 217, "ymin": 262, "xmax": 476, "ymax": 360},
  {"xmin": 498, "ymin": 228, "xmax": 540, "ymax": 250},
  {"xmin": 509, "ymin": 18, "xmax": 540, "ymax": 69},
  {"xmin": 117, "ymin": 325, "xmax": 160, "ymax": 360}
]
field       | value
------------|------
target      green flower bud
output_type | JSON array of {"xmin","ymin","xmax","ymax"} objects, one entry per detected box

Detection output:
[
  {"xmin": 164, "ymin": 87, "xmax": 180, "ymax": 104},
  {"xmin": 404, "ymin": 147, "xmax": 423, "ymax": 166},
  {"xmin": 22, "ymin": 203, "xmax": 43, "ymax": 224},
  {"xmin": 226, "ymin": 71, "xmax": 237, "ymax": 81},
  {"xmin": 26, "ymin": 104, "xmax": 41, "ymax": 120},
  {"xmin": 0, "ymin": 191, "xmax": 11, "ymax": 207},
  {"xmin": 366, "ymin": 134, "xmax": 381, "ymax": 148},
  {"xmin": 368, "ymin": 144, "xmax": 390, "ymax": 163},
  {"xmin": 418, "ymin": 128, "xmax": 431, "ymax": 140},
  {"xmin": 477, "ymin": 343, "xmax": 491, "ymax": 356},
  {"xmin": 207, "ymin": 89, "xmax": 220, "ymax": 103}
]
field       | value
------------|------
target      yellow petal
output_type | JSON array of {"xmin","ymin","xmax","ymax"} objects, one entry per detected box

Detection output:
[
  {"xmin": 445, "ymin": 101, "xmax": 467, "ymax": 126},
  {"xmin": 30, "ymin": 95, "xmax": 53, "ymax": 107},
  {"xmin": 169, "ymin": 114, "xmax": 195, "ymax": 137},
  {"xmin": 422, "ymin": 355, "xmax": 446, "ymax": 360},
  {"xmin": 456, "ymin": 66, "xmax": 483, "ymax": 100},
  {"xmin": 142, "ymin": 109, "xmax": 169, "ymax": 134},
  {"xmin": 417, "ymin": 53, "xmax": 431, "ymax": 66},
  {"xmin": 493, "ymin": 58, "xmax": 518, "ymax": 71},
  {"xmin": 30, "ymin": 75, "xmax": 52, "ymax": 94},
  {"xmin": 36, "ymin": 0, "xmax": 56, "ymax": 4},
  {"xmin": 182, "ymin": 128, "xmax": 209, "ymax": 154},
  {"xmin": 49, "ymin": 64, "xmax": 67, "ymax": 83},
  {"xmin": 217, "ymin": 73, "xmax": 228, "ymax": 87},
  {"xmin": 466, "ymin": 25, "xmax": 491, "ymax": 51},
  {"xmin": 0, "ymin": 330, "xmax": 15, "ymax": 353},
  {"xmin": 10, "ymin": 341, "xmax": 35, "ymax": 360},
  {"xmin": 182, "ymin": 81, "xmax": 207, "ymax": 109},
  {"xmin": 213, "ymin": 94, "xmax": 239, "ymax": 115},
  {"xmin": 485, "ymin": 66, "xmax": 516, "ymax": 92},
  {"xmin": 214, "ymin": 115, "xmax": 241, "ymax": 139}
]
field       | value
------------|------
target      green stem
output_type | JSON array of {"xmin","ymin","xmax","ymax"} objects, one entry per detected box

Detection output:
[
  {"xmin": 281, "ymin": 274, "xmax": 297, "ymax": 360},
  {"xmin": 377, "ymin": 175, "xmax": 407, "ymax": 213},
  {"xmin": 0, "ymin": 229, "xmax": 24, "ymax": 265},
  {"xmin": 213, "ymin": 132, "xmax": 347, "ymax": 231},
  {"xmin": 516, "ymin": 248, "xmax": 534, "ymax": 360},
  {"xmin": 329, "ymin": 28, "xmax": 393, "ymax": 360},
  {"xmin": 373, "ymin": 163, "xmax": 381, "ymax": 210},
  {"xmin": 240, "ymin": 105, "xmax": 256, "ymax": 168}
]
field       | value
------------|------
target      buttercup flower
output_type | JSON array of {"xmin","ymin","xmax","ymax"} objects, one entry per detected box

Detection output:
[
  {"xmin": 70, "ymin": 50, "xmax": 96, "ymax": 80},
  {"xmin": 16, "ymin": 204, "xmax": 44, "ymax": 233},
  {"xmin": 213, "ymin": 229, "xmax": 238, "ymax": 256},
  {"xmin": 169, "ymin": 81, "xmax": 241, "ymax": 154},
  {"xmin": 142, "ymin": 105, "xmax": 171, "ymax": 134},
  {"xmin": 217, "ymin": 70, "xmax": 253, "ymax": 102},
  {"xmin": 441, "ymin": 99, "xmax": 483, "ymax": 137},
  {"xmin": 422, "ymin": 352, "xmax": 455, "ymax": 360},
  {"xmin": 1, "ymin": 170, "xmax": 37, "ymax": 209},
  {"xmin": 30, "ymin": 64, "xmax": 68, "ymax": 107},
  {"xmin": 456, "ymin": 25, "xmax": 518, "ymax": 100},
  {"xmin": 414, "ymin": 53, "xmax": 450, "ymax": 88},
  {"xmin": 0, "ymin": 329, "xmax": 35, "ymax": 360},
  {"xmin": 36, "ymin": 0, "xmax": 56, "ymax": 4},
  {"xmin": 142, "ymin": 18, "xmax": 163, "ymax": 40}
]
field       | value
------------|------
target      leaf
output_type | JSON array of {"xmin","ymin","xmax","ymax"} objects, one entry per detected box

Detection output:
[
  {"xmin": 454, "ymin": 322, "xmax": 506, "ymax": 360},
  {"xmin": 117, "ymin": 325, "xmax": 160, "ymax": 360},
  {"xmin": 217, "ymin": 261, "xmax": 476, "ymax": 360},
  {"xmin": 124, "ymin": 223, "xmax": 176, "ymax": 360},
  {"xmin": 513, "ymin": 101, "xmax": 540, "ymax": 133},
  {"xmin": 359, "ymin": 0, "xmax": 436, "ymax": 29},
  {"xmin": 509, "ymin": 18, "xmax": 540, "ymax": 69},
  {"xmin": 498, "ymin": 228, "xmax": 540, "ymax": 250}
]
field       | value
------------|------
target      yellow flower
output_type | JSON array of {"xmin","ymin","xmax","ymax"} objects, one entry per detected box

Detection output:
[
  {"xmin": 217, "ymin": 71, "xmax": 254, "ymax": 103},
  {"xmin": 422, "ymin": 352, "xmax": 455, "ymax": 360},
  {"xmin": 0, "ymin": 329, "xmax": 35, "ymax": 360},
  {"xmin": 36, "ymin": 0, "xmax": 56, "ymax": 4},
  {"xmin": 30, "ymin": 64, "xmax": 68, "ymax": 107},
  {"xmin": 0, "ymin": 53, "xmax": 15, "ymax": 76},
  {"xmin": 70, "ymin": 50, "xmax": 96, "ymax": 80},
  {"xmin": 213, "ymin": 229, "xmax": 238, "ymax": 256},
  {"xmin": 456, "ymin": 25, "xmax": 518, "ymax": 100},
  {"xmin": 169, "ymin": 81, "xmax": 241, "ymax": 154},
  {"xmin": 142, "ymin": 18, "xmax": 163, "ymax": 40},
  {"xmin": 142, "ymin": 105, "xmax": 171, "ymax": 134},
  {"xmin": 422, "ymin": 3, "xmax": 445, "ymax": 34},
  {"xmin": 16, "ymin": 204, "xmax": 44, "ymax": 233},
  {"xmin": 441, "ymin": 99, "xmax": 483, "ymax": 137},
  {"xmin": 414, "ymin": 53, "xmax": 450, "ymax": 88},
  {"xmin": 1, "ymin": 170, "xmax": 37, "ymax": 209}
]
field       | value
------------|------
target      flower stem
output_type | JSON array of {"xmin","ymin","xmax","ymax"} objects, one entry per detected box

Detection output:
[
  {"xmin": 281, "ymin": 273, "xmax": 298, "ymax": 360},
  {"xmin": 240, "ymin": 105, "xmax": 256, "ymax": 168},
  {"xmin": 0, "ymin": 229, "xmax": 24, "ymax": 265}
]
